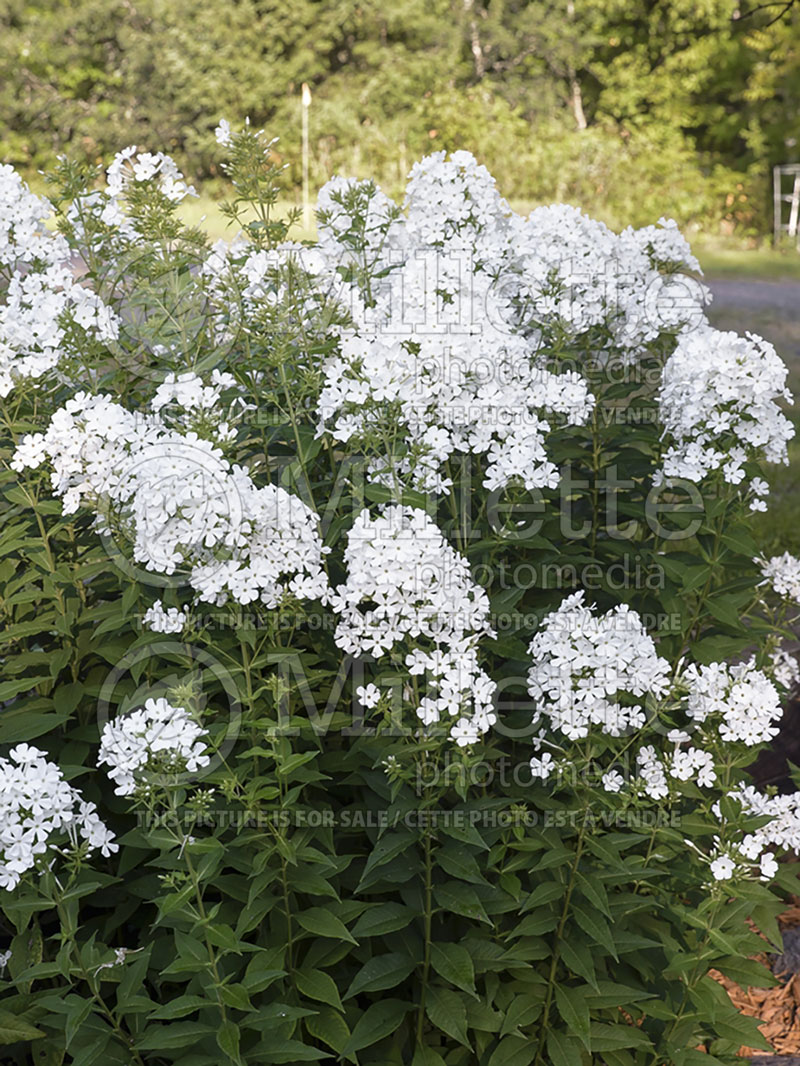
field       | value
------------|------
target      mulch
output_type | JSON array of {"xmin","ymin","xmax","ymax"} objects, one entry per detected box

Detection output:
[
  {"xmin": 711, "ymin": 901, "xmax": 800, "ymax": 1058},
  {"xmin": 706, "ymin": 698, "xmax": 800, "ymax": 1059}
]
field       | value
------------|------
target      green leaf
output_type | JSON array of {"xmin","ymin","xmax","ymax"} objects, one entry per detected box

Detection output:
[
  {"xmin": 28, "ymin": 1040, "xmax": 65, "ymax": 1066},
  {"xmin": 433, "ymin": 883, "xmax": 491, "ymax": 924},
  {"xmin": 705, "ymin": 594, "xmax": 746, "ymax": 631},
  {"xmin": 297, "ymin": 968, "xmax": 344, "ymax": 1010},
  {"xmin": 575, "ymin": 872, "xmax": 611, "ymax": 918},
  {"xmin": 136, "ymin": 1023, "xmax": 215, "ymax": 1050},
  {"xmin": 345, "ymin": 953, "xmax": 416, "ymax": 999},
  {"xmin": 219, "ymin": 984, "xmax": 254, "ymax": 1012},
  {"xmin": 547, "ymin": 1030, "xmax": 582, "ymax": 1066},
  {"xmin": 351, "ymin": 903, "xmax": 415, "ymax": 938},
  {"xmin": 436, "ymin": 845, "xmax": 486, "ymax": 885},
  {"xmin": 305, "ymin": 1007, "xmax": 350, "ymax": 1054},
  {"xmin": 340, "ymin": 999, "xmax": 412, "ymax": 1061},
  {"xmin": 68, "ymin": 1036, "xmax": 112, "ymax": 1066},
  {"xmin": 0, "ymin": 677, "xmax": 48, "ymax": 702},
  {"xmin": 487, "ymin": 1035, "xmax": 536, "ymax": 1066},
  {"xmin": 411, "ymin": 1048, "xmax": 447, "ymax": 1066},
  {"xmin": 559, "ymin": 938, "xmax": 598, "ymax": 990},
  {"xmin": 588, "ymin": 1022, "xmax": 652, "ymax": 1052},
  {"xmin": 584, "ymin": 981, "xmax": 656, "ymax": 1009},
  {"xmin": 359, "ymin": 832, "xmax": 416, "ymax": 883},
  {"xmin": 243, "ymin": 950, "xmax": 285, "ymax": 993},
  {"xmin": 520, "ymin": 880, "xmax": 564, "ymax": 912},
  {"xmin": 65, "ymin": 999, "xmax": 93, "ymax": 1049},
  {"xmin": 0, "ymin": 1009, "xmax": 46, "ymax": 1044},
  {"xmin": 713, "ymin": 955, "xmax": 778, "ymax": 989},
  {"xmin": 710, "ymin": 1009, "xmax": 773, "ymax": 1051},
  {"xmin": 573, "ymin": 903, "xmax": 618, "ymax": 959},
  {"xmin": 509, "ymin": 911, "xmax": 559, "ymax": 938},
  {"xmin": 150, "ymin": 995, "xmax": 209, "ymax": 1020},
  {"xmin": 500, "ymin": 992, "xmax": 541, "ymax": 1037},
  {"xmin": 555, "ymin": 985, "xmax": 591, "ymax": 1051},
  {"xmin": 429, "ymin": 943, "xmax": 476, "ymax": 997},
  {"xmin": 297, "ymin": 908, "xmax": 357, "ymax": 944},
  {"xmin": 216, "ymin": 1020, "xmax": 241, "ymax": 1064},
  {"xmin": 255, "ymin": 1037, "xmax": 330, "ymax": 1062},
  {"xmin": 721, "ymin": 527, "xmax": 759, "ymax": 558},
  {"xmin": 426, "ymin": 985, "xmax": 470, "ymax": 1047}
]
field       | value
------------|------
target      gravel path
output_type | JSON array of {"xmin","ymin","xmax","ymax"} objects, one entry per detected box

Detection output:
[
  {"xmin": 706, "ymin": 277, "xmax": 800, "ymax": 317},
  {"xmin": 703, "ymin": 276, "xmax": 800, "ymax": 389}
]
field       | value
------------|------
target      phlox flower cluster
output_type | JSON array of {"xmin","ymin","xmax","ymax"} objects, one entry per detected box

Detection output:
[
  {"xmin": 0, "ymin": 166, "xmax": 119, "ymax": 397},
  {"xmin": 151, "ymin": 370, "xmax": 250, "ymax": 443},
  {"xmin": 403, "ymin": 150, "xmax": 512, "ymax": 255},
  {"xmin": 11, "ymin": 389, "xmax": 329, "ymax": 608},
  {"xmin": 759, "ymin": 552, "xmax": 800, "ymax": 605},
  {"xmin": 64, "ymin": 148, "xmax": 199, "ymax": 266},
  {"xmin": 314, "ymin": 153, "xmax": 714, "ymax": 497},
  {"xmin": 1, "ymin": 164, "xmax": 61, "ymax": 270},
  {"xmin": 706, "ymin": 785, "xmax": 800, "ymax": 882},
  {"xmin": 733, "ymin": 786, "xmax": 800, "ymax": 858},
  {"xmin": 201, "ymin": 236, "xmax": 356, "ymax": 360},
  {"xmin": 630, "ymin": 740, "xmax": 716, "ymax": 801},
  {"xmin": 769, "ymin": 646, "xmax": 800, "ymax": 691},
  {"xmin": 527, "ymin": 592, "xmax": 671, "ymax": 761},
  {"xmin": 505, "ymin": 208, "xmax": 705, "ymax": 353},
  {"xmin": 655, "ymin": 327, "xmax": 794, "ymax": 506},
  {"xmin": 331, "ymin": 506, "xmax": 496, "ymax": 745},
  {"xmin": 315, "ymin": 161, "xmax": 594, "ymax": 495},
  {"xmin": 142, "ymin": 600, "xmax": 188, "ymax": 634},
  {"xmin": 562, "ymin": 652, "xmax": 785, "ymax": 836},
  {"xmin": 106, "ymin": 146, "xmax": 198, "ymax": 205},
  {"xmin": 97, "ymin": 698, "xmax": 210, "ymax": 796},
  {"xmin": 684, "ymin": 659, "xmax": 783, "ymax": 746},
  {"xmin": 708, "ymin": 850, "xmax": 777, "ymax": 883},
  {"xmin": 0, "ymin": 744, "xmax": 117, "ymax": 891}
]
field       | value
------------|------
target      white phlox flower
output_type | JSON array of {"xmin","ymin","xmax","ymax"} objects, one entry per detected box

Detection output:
[
  {"xmin": 331, "ymin": 506, "xmax": 496, "ymax": 745},
  {"xmin": 0, "ymin": 745, "xmax": 117, "ymax": 890},
  {"xmin": 97, "ymin": 697, "xmax": 210, "ymax": 796}
]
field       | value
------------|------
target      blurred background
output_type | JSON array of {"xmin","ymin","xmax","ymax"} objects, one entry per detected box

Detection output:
[{"xmin": 2, "ymin": 0, "xmax": 800, "ymax": 244}]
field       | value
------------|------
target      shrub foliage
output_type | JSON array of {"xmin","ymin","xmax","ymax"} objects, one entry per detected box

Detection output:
[{"xmin": 0, "ymin": 129, "xmax": 799, "ymax": 1065}]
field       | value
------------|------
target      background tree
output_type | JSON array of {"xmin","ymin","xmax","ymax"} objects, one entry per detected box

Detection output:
[{"xmin": 1, "ymin": 0, "xmax": 799, "ymax": 231}]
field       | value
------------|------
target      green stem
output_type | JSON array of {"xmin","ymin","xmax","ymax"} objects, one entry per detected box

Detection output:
[
  {"xmin": 55, "ymin": 900, "xmax": 146, "ymax": 1066},
  {"xmin": 280, "ymin": 852, "xmax": 296, "ymax": 974},
  {"xmin": 415, "ymin": 827, "xmax": 434, "ymax": 1047},
  {"xmin": 533, "ymin": 818, "xmax": 588, "ymax": 1066},
  {"xmin": 680, "ymin": 503, "xmax": 727, "ymax": 654},
  {"xmin": 648, "ymin": 898, "xmax": 725, "ymax": 1066},
  {"xmin": 589, "ymin": 406, "xmax": 602, "ymax": 561}
]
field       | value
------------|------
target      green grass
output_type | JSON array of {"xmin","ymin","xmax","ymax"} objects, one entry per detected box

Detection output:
[
  {"xmin": 751, "ymin": 425, "xmax": 800, "ymax": 558},
  {"xmin": 691, "ymin": 233, "xmax": 800, "ymax": 281},
  {"xmin": 177, "ymin": 193, "xmax": 316, "ymax": 242}
]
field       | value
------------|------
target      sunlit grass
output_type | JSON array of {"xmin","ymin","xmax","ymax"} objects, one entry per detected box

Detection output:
[
  {"xmin": 751, "ymin": 422, "xmax": 800, "ymax": 557},
  {"xmin": 691, "ymin": 233, "xmax": 800, "ymax": 281},
  {"xmin": 177, "ymin": 193, "xmax": 316, "ymax": 242}
]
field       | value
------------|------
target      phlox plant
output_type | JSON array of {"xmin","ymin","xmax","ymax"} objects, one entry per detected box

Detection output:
[{"xmin": 0, "ymin": 124, "xmax": 799, "ymax": 1066}]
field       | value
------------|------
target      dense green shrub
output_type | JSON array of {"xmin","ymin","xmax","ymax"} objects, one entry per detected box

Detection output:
[{"xmin": 0, "ymin": 128, "xmax": 799, "ymax": 1065}]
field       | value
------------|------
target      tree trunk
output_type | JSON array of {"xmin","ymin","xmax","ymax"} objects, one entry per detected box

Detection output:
[
  {"xmin": 570, "ymin": 74, "xmax": 587, "ymax": 129},
  {"xmin": 566, "ymin": 0, "xmax": 587, "ymax": 129},
  {"xmin": 463, "ymin": 0, "xmax": 485, "ymax": 80}
]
